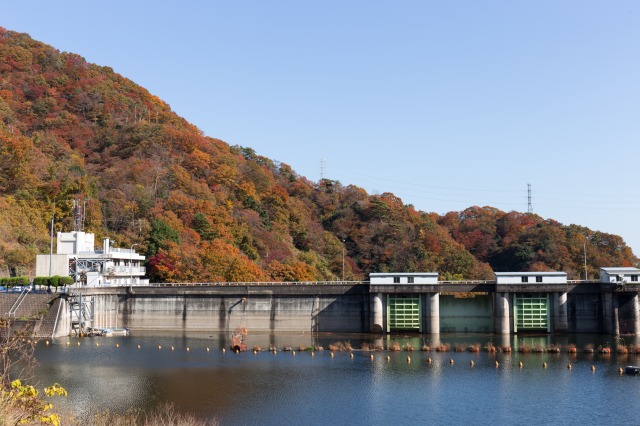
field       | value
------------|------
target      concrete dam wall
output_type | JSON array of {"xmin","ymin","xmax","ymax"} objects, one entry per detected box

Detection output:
[
  {"xmin": 86, "ymin": 285, "xmax": 370, "ymax": 333},
  {"xmin": 55, "ymin": 282, "xmax": 640, "ymax": 336}
]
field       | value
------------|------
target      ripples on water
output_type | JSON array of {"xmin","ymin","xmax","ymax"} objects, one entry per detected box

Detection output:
[{"xmin": 33, "ymin": 333, "xmax": 640, "ymax": 425}]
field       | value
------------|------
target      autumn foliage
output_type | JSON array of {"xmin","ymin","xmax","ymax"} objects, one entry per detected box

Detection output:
[
  {"xmin": 0, "ymin": 28, "xmax": 637, "ymax": 281},
  {"xmin": 438, "ymin": 206, "xmax": 637, "ymax": 279}
]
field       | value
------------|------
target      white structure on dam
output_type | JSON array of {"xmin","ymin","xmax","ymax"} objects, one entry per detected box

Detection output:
[{"xmin": 36, "ymin": 231, "xmax": 148, "ymax": 286}]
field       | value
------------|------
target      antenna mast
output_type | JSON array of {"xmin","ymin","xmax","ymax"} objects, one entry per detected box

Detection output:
[
  {"xmin": 320, "ymin": 158, "xmax": 326, "ymax": 180},
  {"xmin": 73, "ymin": 199, "xmax": 86, "ymax": 232},
  {"xmin": 527, "ymin": 183, "xmax": 533, "ymax": 214}
]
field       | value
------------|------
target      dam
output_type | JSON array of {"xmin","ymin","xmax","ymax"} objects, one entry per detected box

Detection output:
[
  {"xmin": 25, "ymin": 230, "xmax": 638, "ymax": 338},
  {"xmin": 29, "ymin": 268, "xmax": 638, "ymax": 338}
]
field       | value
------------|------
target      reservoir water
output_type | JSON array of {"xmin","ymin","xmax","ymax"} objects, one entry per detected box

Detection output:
[{"xmin": 33, "ymin": 332, "xmax": 640, "ymax": 425}]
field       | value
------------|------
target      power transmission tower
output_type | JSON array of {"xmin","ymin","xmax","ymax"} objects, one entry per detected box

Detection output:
[
  {"xmin": 320, "ymin": 158, "xmax": 326, "ymax": 180},
  {"xmin": 527, "ymin": 183, "xmax": 533, "ymax": 214}
]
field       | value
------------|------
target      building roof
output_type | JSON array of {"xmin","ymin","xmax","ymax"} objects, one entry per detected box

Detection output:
[
  {"xmin": 494, "ymin": 271, "xmax": 567, "ymax": 276},
  {"xmin": 369, "ymin": 272, "xmax": 438, "ymax": 277},
  {"xmin": 600, "ymin": 267, "xmax": 640, "ymax": 273}
]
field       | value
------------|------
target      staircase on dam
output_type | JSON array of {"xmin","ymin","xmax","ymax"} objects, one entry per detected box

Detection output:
[
  {"xmin": 34, "ymin": 297, "xmax": 63, "ymax": 338},
  {"xmin": 0, "ymin": 291, "xmax": 58, "ymax": 337},
  {"xmin": 0, "ymin": 292, "xmax": 56, "ymax": 320}
]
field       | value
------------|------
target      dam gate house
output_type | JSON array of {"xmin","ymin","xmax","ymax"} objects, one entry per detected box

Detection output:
[{"xmin": 369, "ymin": 270, "xmax": 640, "ymax": 335}]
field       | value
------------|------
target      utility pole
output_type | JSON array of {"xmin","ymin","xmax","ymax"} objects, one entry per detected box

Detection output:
[
  {"xmin": 342, "ymin": 239, "xmax": 346, "ymax": 281},
  {"xmin": 49, "ymin": 216, "xmax": 54, "ymax": 277},
  {"xmin": 584, "ymin": 237, "xmax": 588, "ymax": 281}
]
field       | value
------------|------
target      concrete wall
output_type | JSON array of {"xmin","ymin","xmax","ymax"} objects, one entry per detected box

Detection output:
[
  {"xmin": 567, "ymin": 293, "xmax": 603, "ymax": 333},
  {"xmin": 617, "ymin": 294, "xmax": 638, "ymax": 334},
  {"xmin": 51, "ymin": 284, "xmax": 640, "ymax": 336},
  {"xmin": 440, "ymin": 294, "xmax": 493, "ymax": 333},
  {"xmin": 84, "ymin": 291, "xmax": 370, "ymax": 333},
  {"xmin": 53, "ymin": 298, "xmax": 70, "ymax": 338},
  {"xmin": 35, "ymin": 254, "xmax": 69, "ymax": 277}
]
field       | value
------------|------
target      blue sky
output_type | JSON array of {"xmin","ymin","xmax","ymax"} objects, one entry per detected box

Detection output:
[{"xmin": 4, "ymin": 1, "xmax": 640, "ymax": 255}]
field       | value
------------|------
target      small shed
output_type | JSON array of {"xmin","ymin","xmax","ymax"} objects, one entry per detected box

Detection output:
[
  {"xmin": 599, "ymin": 267, "xmax": 640, "ymax": 284},
  {"xmin": 369, "ymin": 272, "xmax": 438, "ymax": 285},
  {"xmin": 494, "ymin": 271, "xmax": 567, "ymax": 285}
]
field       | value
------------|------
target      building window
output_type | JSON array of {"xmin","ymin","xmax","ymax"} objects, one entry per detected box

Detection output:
[
  {"xmin": 407, "ymin": 277, "xmax": 414, "ymax": 284},
  {"xmin": 536, "ymin": 276, "xmax": 543, "ymax": 283},
  {"xmin": 631, "ymin": 275, "xmax": 638, "ymax": 282},
  {"xmin": 521, "ymin": 276, "xmax": 528, "ymax": 283},
  {"xmin": 393, "ymin": 277, "xmax": 400, "ymax": 284}
]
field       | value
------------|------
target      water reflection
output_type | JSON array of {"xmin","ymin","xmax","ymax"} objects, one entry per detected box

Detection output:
[{"xmin": 33, "ymin": 332, "xmax": 640, "ymax": 425}]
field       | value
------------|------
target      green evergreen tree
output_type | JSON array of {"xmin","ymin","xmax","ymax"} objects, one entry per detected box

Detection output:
[{"xmin": 147, "ymin": 219, "xmax": 180, "ymax": 255}]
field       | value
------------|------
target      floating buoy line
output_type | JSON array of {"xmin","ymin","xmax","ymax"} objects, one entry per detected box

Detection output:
[{"xmin": 37, "ymin": 339, "xmax": 626, "ymax": 374}]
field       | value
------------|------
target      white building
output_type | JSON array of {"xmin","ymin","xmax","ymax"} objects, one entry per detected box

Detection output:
[
  {"xmin": 599, "ymin": 267, "xmax": 640, "ymax": 284},
  {"xmin": 369, "ymin": 272, "xmax": 439, "ymax": 285},
  {"xmin": 36, "ymin": 231, "xmax": 148, "ymax": 286},
  {"xmin": 494, "ymin": 271, "xmax": 567, "ymax": 284}
]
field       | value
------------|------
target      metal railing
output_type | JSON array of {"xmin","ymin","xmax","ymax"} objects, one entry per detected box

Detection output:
[
  {"xmin": 107, "ymin": 266, "xmax": 146, "ymax": 274},
  {"xmin": 135, "ymin": 279, "xmax": 604, "ymax": 287},
  {"xmin": 155, "ymin": 280, "xmax": 368, "ymax": 287},
  {"xmin": 6, "ymin": 287, "xmax": 31, "ymax": 317}
]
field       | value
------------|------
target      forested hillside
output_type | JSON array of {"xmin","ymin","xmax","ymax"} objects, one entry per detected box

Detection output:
[
  {"xmin": 0, "ymin": 28, "xmax": 636, "ymax": 281},
  {"xmin": 438, "ymin": 206, "xmax": 637, "ymax": 279}
]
